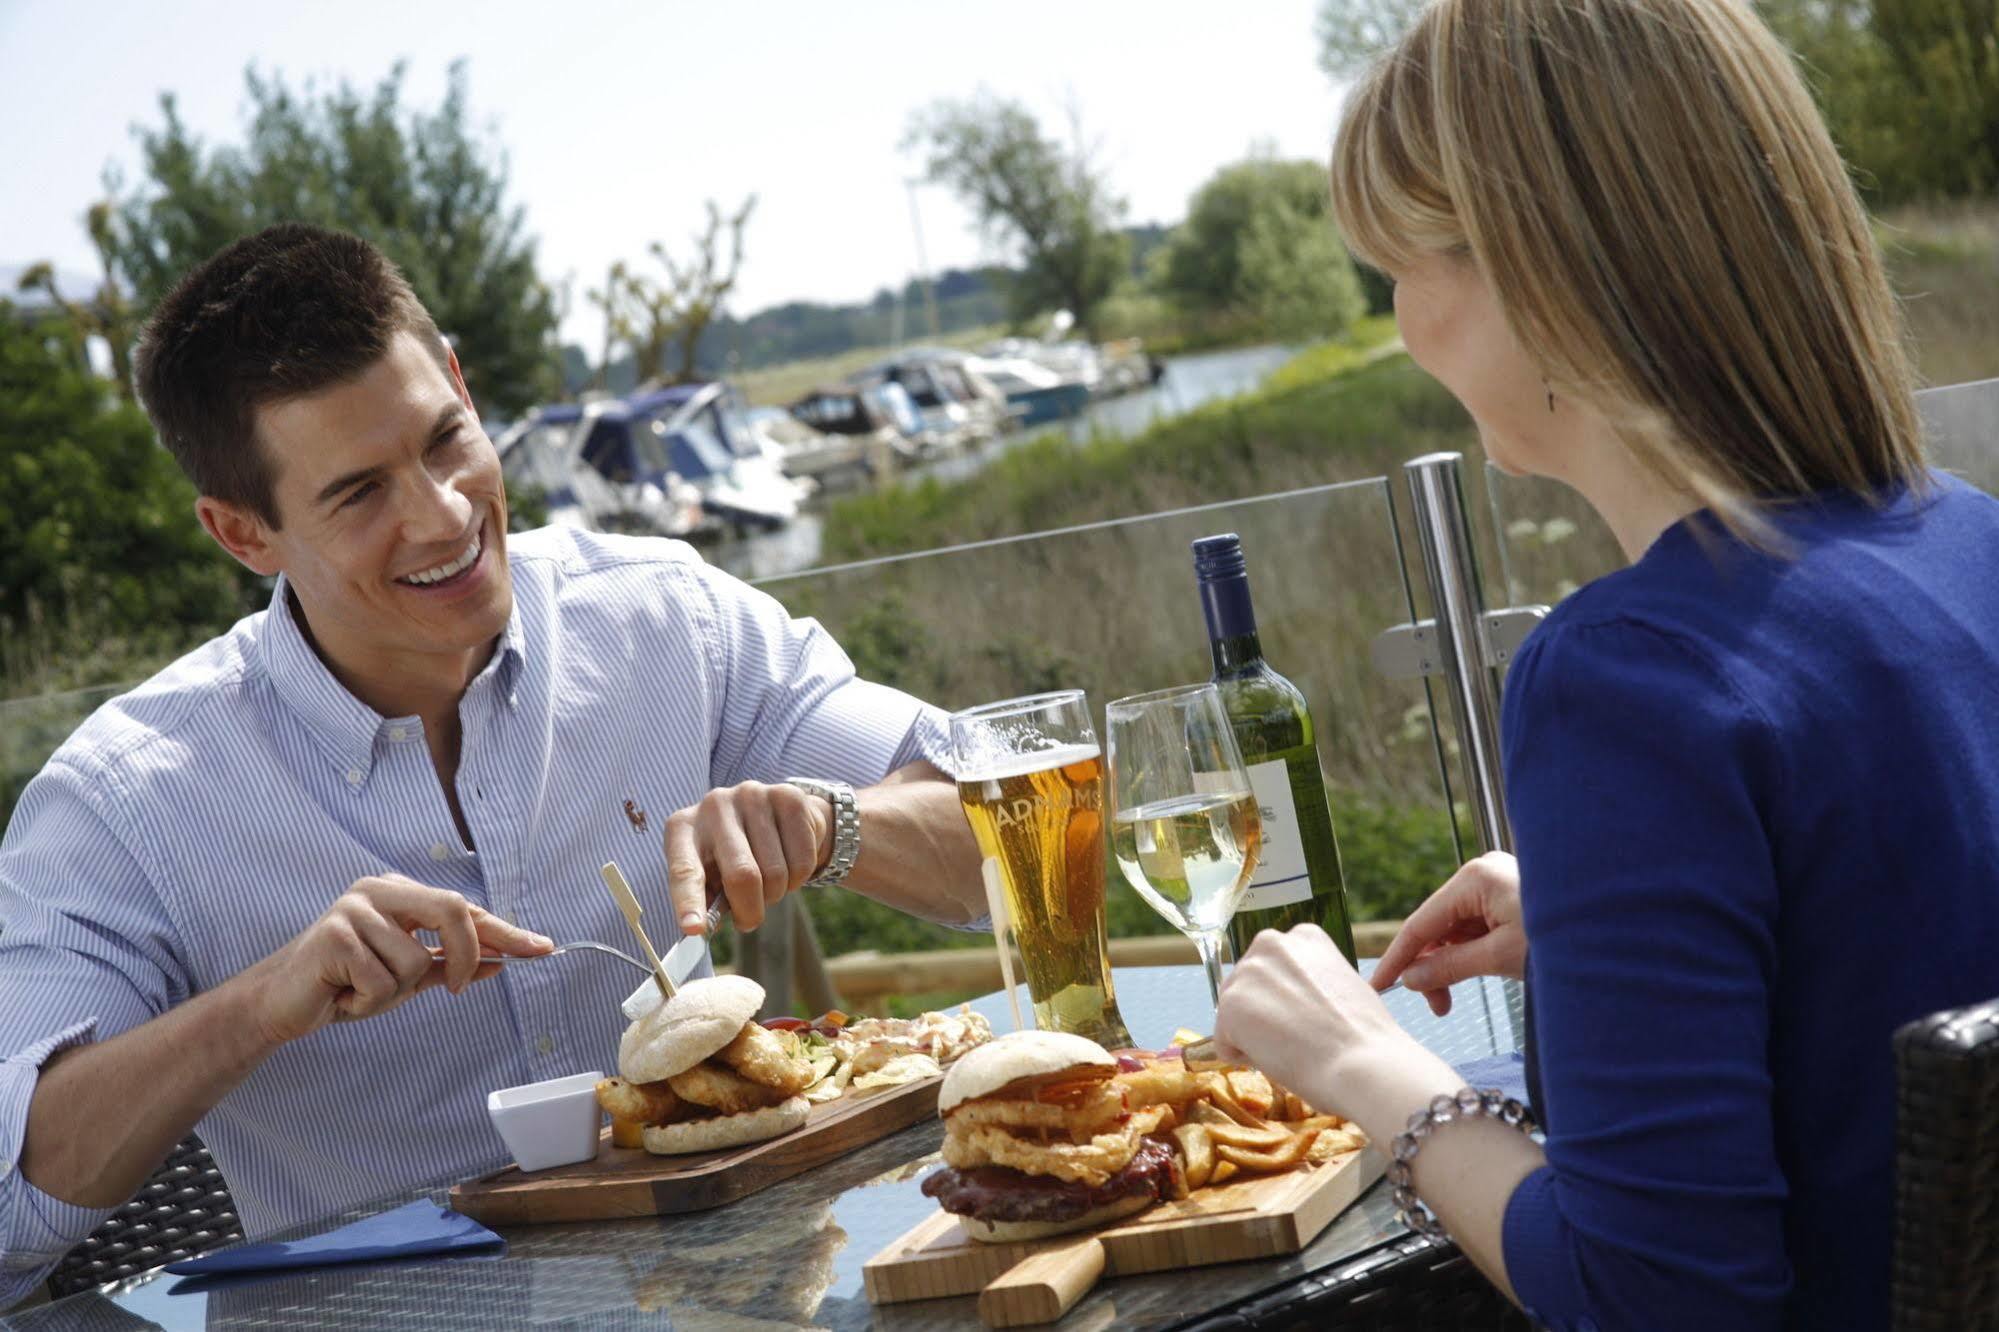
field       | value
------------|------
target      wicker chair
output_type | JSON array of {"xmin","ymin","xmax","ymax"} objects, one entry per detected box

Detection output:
[
  {"xmin": 44, "ymin": 1135, "xmax": 241, "ymax": 1300},
  {"xmin": 1892, "ymin": 995, "xmax": 1999, "ymax": 1331},
  {"xmin": 1177, "ymin": 1230, "xmax": 1529, "ymax": 1331}
]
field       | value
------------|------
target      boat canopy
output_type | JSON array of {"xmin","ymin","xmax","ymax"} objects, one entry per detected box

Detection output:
[{"xmin": 790, "ymin": 385, "xmax": 889, "ymax": 435}]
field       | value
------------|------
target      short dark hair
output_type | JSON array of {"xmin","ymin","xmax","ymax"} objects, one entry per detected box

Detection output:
[{"xmin": 134, "ymin": 223, "xmax": 449, "ymax": 527}]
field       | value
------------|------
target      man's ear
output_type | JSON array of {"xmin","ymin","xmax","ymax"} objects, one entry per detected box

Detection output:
[
  {"xmin": 446, "ymin": 345, "xmax": 475, "ymax": 414},
  {"xmin": 195, "ymin": 496, "xmax": 284, "ymax": 577}
]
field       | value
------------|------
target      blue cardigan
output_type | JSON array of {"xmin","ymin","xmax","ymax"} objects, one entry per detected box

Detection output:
[{"xmin": 1497, "ymin": 472, "xmax": 1999, "ymax": 1331}]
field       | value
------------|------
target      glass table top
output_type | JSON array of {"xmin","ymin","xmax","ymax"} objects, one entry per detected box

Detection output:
[{"xmin": 10, "ymin": 964, "xmax": 1522, "ymax": 1331}]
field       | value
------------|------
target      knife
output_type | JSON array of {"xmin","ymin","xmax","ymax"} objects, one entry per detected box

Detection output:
[{"xmin": 622, "ymin": 899, "xmax": 728, "ymax": 1020}]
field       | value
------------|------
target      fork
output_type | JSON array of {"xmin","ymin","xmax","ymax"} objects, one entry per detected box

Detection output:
[
  {"xmin": 429, "ymin": 940, "xmax": 652, "ymax": 972},
  {"xmin": 433, "ymin": 901, "xmax": 728, "ymax": 972}
]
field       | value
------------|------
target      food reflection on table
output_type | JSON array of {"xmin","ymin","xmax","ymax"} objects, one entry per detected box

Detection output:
[{"xmin": 626, "ymin": 1198, "xmax": 849, "ymax": 1325}]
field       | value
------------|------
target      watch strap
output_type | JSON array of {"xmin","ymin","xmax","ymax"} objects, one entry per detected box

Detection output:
[{"xmin": 784, "ymin": 778, "xmax": 860, "ymax": 888}]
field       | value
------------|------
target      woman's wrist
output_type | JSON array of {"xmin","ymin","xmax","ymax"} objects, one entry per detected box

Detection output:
[{"xmin": 1323, "ymin": 1038, "xmax": 1465, "ymax": 1148}]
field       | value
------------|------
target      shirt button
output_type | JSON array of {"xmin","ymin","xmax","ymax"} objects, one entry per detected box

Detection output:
[
  {"xmin": 429, "ymin": 842, "xmax": 453, "ymax": 862},
  {"xmin": 388, "ymin": 726, "xmax": 408, "ymax": 742},
  {"xmin": 535, "ymin": 1034, "xmax": 554, "ymax": 1056},
  {"xmin": 345, "ymin": 769, "xmax": 363, "ymax": 786},
  {"xmin": 0, "ymin": 1157, "xmax": 11, "ymax": 1176}
]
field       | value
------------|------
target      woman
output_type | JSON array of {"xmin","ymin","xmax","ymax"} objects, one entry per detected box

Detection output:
[{"xmin": 1212, "ymin": 1, "xmax": 1999, "ymax": 1327}]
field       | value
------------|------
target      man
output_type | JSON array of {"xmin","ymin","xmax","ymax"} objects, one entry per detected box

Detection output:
[{"xmin": 0, "ymin": 224, "xmax": 986, "ymax": 1304}]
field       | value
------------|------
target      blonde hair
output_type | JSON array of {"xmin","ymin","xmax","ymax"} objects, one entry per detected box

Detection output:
[{"xmin": 1332, "ymin": 0, "xmax": 1925, "ymax": 536}]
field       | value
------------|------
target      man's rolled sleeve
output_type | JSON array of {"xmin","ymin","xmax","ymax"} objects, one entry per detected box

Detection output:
[
  {"xmin": 685, "ymin": 562, "xmax": 989, "ymax": 931},
  {"xmin": 892, "ymin": 701, "xmax": 957, "ymax": 778},
  {"xmin": 689, "ymin": 560, "xmax": 952, "ymax": 789},
  {"xmin": 0, "ymin": 1022, "xmax": 117, "ymax": 1303},
  {"xmin": 0, "ymin": 760, "xmax": 187, "ymax": 1302}
]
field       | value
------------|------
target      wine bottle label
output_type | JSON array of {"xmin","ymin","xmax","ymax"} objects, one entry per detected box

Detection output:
[{"xmin": 1240, "ymin": 759, "xmax": 1313, "ymax": 910}]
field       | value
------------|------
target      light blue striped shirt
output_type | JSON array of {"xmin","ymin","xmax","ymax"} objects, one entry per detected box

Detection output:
[{"xmin": 0, "ymin": 527, "xmax": 952, "ymax": 1301}]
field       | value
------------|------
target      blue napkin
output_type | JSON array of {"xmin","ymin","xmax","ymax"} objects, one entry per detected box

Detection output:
[
  {"xmin": 1454, "ymin": 1052, "xmax": 1530, "ymax": 1107},
  {"xmin": 164, "ymin": 1200, "xmax": 505, "ymax": 1276}
]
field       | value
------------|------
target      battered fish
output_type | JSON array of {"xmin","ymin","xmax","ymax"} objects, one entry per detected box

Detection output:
[
  {"xmin": 668, "ymin": 1060, "xmax": 796, "ymax": 1115},
  {"xmin": 716, "ymin": 1021, "xmax": 814, "ymax": 1095}
]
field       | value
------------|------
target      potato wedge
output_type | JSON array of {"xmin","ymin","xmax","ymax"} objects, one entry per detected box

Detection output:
[
  {"xmin": 1173, "ymin": 1123, "xmax": 1214, "ymax": 1190},
  {"xmin": 1205, "ymin": 1122, "xmax": 1294, "ymax": 1150},
  {"xmin": 1189, "ymin": 1100, "xmax": 1237, "ymax": 1128},
  {"xmin": 609, "ymin": 1116, "xmax": 646, "ymax": 1150},
  {"xmin": 1205, "ymin": 1077, "xmax": 1268, "ymax": 1129},
  {"xmin": 1226, "ymin": 1069, "xmax": 1276, "ymax": 1117},
  {"xmin": 1307, "ymin": 1129, "xmax": 1366, "ymax": 1163},
  {"xmin": 1217, "ymin": 1129, "xmax": 1315, "ymax": 1173},
  {"xmin": 1210, "ymin": 1159, "xmax": 1240, "ymax": 1185}
]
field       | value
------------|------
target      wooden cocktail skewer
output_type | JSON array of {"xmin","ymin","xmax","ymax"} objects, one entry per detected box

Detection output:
[{"xmin": 600, "ymin": 861, "xmax": 675, "ymax": 1002}]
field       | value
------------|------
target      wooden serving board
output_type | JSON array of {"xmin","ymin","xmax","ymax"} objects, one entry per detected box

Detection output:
[
  {"xmin": 864, "ymin": 1141, "xmax": 1386, "ymax": 1319},
  {"xmin": 450, "ymin": 1074, "xmax": 941, "ymax": 1225}
]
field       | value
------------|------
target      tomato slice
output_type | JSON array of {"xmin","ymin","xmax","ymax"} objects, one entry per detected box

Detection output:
[{"xmin": 761, "ymin": 1016, "xmax": 808, "ymax": 1031}]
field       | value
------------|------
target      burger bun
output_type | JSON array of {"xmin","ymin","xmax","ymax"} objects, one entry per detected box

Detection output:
[
  {"xmin": 640, "ymin": 1096, "xmax": 810, "ymax": 1155},
  {"xmin": 938, "ymin": 1030, "xmax": 1115, "ymax": 1114},
  {"xmin": 620, "ymin": 974, "xmax": 765, "ymax": 1084}
]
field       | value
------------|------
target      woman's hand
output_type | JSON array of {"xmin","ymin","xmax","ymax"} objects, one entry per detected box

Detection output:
[
  {"xmin": 1213, "ymin": 923, "xmax": 1427, "ymax": 1121},
  {"xmin": 1371, "ymin": 852, "xmax": 1526, "ymax": 1016}
]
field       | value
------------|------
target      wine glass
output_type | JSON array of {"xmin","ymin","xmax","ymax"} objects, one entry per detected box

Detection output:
[{"xmin": 1105, "ymin": 683, "xmax": 1264, "ymax": 1006}]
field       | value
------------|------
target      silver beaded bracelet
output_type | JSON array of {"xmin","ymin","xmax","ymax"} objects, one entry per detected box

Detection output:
[{"xmin": 1388, "ymin": 1087, "xmax": 1540, "ymax": 1238}]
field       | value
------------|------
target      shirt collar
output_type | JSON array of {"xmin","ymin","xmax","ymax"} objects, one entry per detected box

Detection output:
[{"xmin": 257, "ymin": 575, "xmax": 529, "ymax": 787}]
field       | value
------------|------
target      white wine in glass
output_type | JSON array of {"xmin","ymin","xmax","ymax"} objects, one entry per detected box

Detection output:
[{"xmin": 1106, "ymin": 684, "xmax": 1263, "ymax": 1005}]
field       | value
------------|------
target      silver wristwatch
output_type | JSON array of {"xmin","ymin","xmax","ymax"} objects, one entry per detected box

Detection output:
[{"xmin": 785, "ymin": 777, "xmax": 860, "ymax": 888}]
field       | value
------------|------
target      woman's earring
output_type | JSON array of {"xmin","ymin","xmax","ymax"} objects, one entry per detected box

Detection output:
[{"xmin": 1544, "ymin": 379, "xmax": 1556, "ymax": 414}]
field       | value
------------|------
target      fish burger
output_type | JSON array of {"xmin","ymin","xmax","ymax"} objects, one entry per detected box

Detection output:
[{"xmin": 597, "ymin": 975, "xmax": 813, "ymax": 1154}]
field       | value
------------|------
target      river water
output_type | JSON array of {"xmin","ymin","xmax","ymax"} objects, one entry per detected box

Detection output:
[{"xmin": 710, "ymin": 343, "xmax": 1295, "ymax": 580}]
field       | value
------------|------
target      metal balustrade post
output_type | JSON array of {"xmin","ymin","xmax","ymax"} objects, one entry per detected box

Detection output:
[
  {"xmin": 1404, "ymin": 453, "xmax": 1516, "ymax": 854},
  {"xmin": 1371, "ymin": 451, "xmax": 1546, "ymax": 1070}
]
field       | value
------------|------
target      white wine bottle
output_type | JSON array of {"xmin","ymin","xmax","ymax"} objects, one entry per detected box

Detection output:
[{"xmin": 1191, "ymin": 533, "xmax": 1358, "ymax": 964}]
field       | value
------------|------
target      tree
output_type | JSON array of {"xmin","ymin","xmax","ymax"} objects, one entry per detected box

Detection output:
[
  {"xmin": 0, "ymin": 305, "xmax": 250, "ymax": 644},
  {"xmin": 1315, "ymin": 0, "xmax": 1999, "ymax": 204},
  {"xmin": 1314, "ymin": 0, "xmax": 1426, "ymax": 79},
  {"xmin": 590, "ymin": 197, "xmax": 756, "ymax": 387},
  {"xmin": 99, "ymin": 61, "xmax": 559, "ymax": 416},
  {"xmin": 14, "ymin": 204, "xmax": 139, "ymax": 400},
  {"xmin": 1157, "ymin": 157, "xmax": 1367, "ymax": 341},
  {"xmin": 906, "ymin": 95, "xmax": 1130, "ymax": 339},
  {"xmin": 1763, "ymin": 0, "xmax": 1999, "ymax": 201}
]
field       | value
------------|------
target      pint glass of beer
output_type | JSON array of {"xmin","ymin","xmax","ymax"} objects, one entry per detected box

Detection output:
[{"xmin": 950, "ymin": 690, "xmax": 1133, "ymax": 1048}]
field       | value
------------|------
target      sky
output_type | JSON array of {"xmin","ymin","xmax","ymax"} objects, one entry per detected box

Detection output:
[{"xmin": 0, "ymin": 0, "xmax": 1342, "ymax": 349}]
